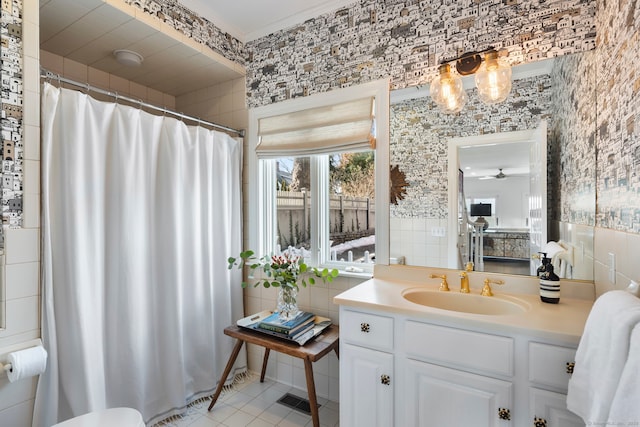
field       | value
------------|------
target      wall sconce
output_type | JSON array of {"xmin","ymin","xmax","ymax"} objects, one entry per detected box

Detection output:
[{"xmin": 430, "ymin": 49, "xmax": 512, "ymax": 114}]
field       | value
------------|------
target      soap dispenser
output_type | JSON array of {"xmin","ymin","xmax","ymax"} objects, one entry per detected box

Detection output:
[
  {"xmin": 536, "ymin": 252, "xmax": 549, "ymax": 277},
  {"xmin": 539, "ymin": 261, "xmax": 560, "ymax": 304}
]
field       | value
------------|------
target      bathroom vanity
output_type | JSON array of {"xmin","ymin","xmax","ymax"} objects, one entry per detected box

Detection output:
[{"xmin": 334, "ymin": 265, "xmax": 594, "ymax": 427}]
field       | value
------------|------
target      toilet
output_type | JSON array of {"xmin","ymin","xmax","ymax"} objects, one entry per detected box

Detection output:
[{"xmin": 52, "ymin": 407, "xmax": 145, "ymax": 427}]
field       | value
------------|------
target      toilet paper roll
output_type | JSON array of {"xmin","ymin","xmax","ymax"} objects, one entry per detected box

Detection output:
[{"xmin": 7, "ymin": 346, "xmax": 48, "ymax": 383}]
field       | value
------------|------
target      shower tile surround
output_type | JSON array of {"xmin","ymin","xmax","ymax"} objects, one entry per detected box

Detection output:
[{"xmin": 1, "ymin": 0, "xmax": 640, "ymax": 425}]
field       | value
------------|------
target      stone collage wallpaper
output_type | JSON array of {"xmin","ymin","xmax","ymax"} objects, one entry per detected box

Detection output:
[
  {"xmin": 595, "ymin": 0, "xmax": 640, "ymax": 233},
  {"xmin": 1, "ymin": 0, "xmax": 638, "ymax": 238},
  {"xmin": 389, "ymin": 73, "xmax": 553, "ymax": 220},
  {"xmin": 0, "ymin": 0, "xmax": 24, "ymax": 234},
  {"xmin": 245, "ymin": 0, "xmax": 596, "ymax": 108},
  {"xmin": 549, "ymin": 50, "xmax": 597, "ymax": 227}
]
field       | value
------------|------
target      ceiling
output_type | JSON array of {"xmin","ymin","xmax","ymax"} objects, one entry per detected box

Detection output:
[
  {"xmin": 39, "ymin": 0, "xmax": 354, "ymax": 96},
  {"xmin": 179, "ymin": 0, "xmax": 357, "ymax": 42},
  {"xmin": 458, "ymin": 141, "xmax": 531, "ymax": 180}
]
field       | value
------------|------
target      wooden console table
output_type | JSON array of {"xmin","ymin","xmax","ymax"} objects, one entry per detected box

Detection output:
[{"xmin": 208, "ymin": 324, "xmax": 340, "ymax": 427}]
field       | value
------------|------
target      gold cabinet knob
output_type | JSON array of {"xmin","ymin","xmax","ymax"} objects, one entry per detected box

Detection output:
[
  {"xmin": 360, "ymin": 322, "xmax": 370, "ymax": 333},
  {"xmin": 498, "ymin": 407, "xmax": 511, "ymax": 420},
  {"xmin": 534, "ymin": 417, "xmax": 547, "ymax": 427},
  {"xmin": 380, "ymin": 374, "xmax": 391, "ymax": 385}
]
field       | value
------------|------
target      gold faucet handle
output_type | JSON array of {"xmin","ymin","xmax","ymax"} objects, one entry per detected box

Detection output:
[
  {"xmin": 481, "ymin": 278, "xmax": 504, "ymax": 296},
  {"xmin": 459, "ymin": 271, "xmax": 470, "ymax": 293},
  {"xmin": 465, "ymin": 261, "xmax": 474, "ymax": 272},
  {"xmin": 430, "ymin": 274, "xmax": 450, "ymax": 292}
]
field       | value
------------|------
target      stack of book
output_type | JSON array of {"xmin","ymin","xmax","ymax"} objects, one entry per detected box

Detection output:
[{"xmin": 256, "ymin": 311, "xmax": 317, "ymax": 342}]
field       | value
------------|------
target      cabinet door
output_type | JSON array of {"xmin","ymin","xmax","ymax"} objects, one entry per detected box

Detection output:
[
  {"xmin": 402, "ymin": 359, "xmax": 513, "ymax": 427},
  {"xmin": 530, "ymin": 388, "xmax": 585, "ymax": 427},
  {"xmin": 340, "ymin": 343, "xmax": 393, "ymax": 427}
]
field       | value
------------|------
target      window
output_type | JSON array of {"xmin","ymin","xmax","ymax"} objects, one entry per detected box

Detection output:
[
  {"xmin": 247, "ymin": 80, "xmax": 390, "ymax": 275},
  {"xmin": 261, "ymin": 150, "xmax": 375, "ymax": 273}
]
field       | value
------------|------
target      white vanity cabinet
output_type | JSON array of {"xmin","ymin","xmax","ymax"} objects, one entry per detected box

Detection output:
[
  {"xmin": 339, "ymin": 306, "xmax": 584, "ymax": 427},
  {"xmin": 528, "ymin": 342, "xmax": 584, "ymax": 427},
  {"xmin": 401, "ymin": 320, "xmax": 514, "ymax": 426},
  {"xmin": 340, "ymin": 308, "xmax": 395, "ymax": 426}
]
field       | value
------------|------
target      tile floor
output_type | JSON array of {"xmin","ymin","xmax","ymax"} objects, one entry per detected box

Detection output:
[{"xmin": 154, "ymin": 372, "xmax": 340, "ymax": 427}]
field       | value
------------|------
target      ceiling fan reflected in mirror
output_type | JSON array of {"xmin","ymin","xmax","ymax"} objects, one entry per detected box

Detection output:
[{"xmin": 477, "ymin": 168, "xmax": 507, "ymax": 180}]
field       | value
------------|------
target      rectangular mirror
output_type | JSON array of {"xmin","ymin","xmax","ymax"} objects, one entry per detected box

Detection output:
[{"xmin": 389, "ymin": 51, "xmax": 596, "ymax": 281}]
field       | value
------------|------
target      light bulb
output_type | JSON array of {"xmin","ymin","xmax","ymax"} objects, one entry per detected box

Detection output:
[
  {"xmin": 475, "ymin": 51, "xmax": 512, "ymax": 105},
  {"xmin": 441, "ymin": 88, "xmax": 467, "ymax": 114},
  {"xmin": 430, "ymin": 63, "xmax": 466, "ymax": 114}
]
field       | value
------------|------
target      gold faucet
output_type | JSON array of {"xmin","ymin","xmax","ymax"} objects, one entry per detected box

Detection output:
[
  {"xmin": 430, "ymin": 274, "xmax": 449, "ymax": 291},
  {"xmin": 481, "ymin": 278, "xmax": 505, "ymax": 296},
  {"xmin": 459, "ymin": 272, "xmax": 470, "ymax": 293}
]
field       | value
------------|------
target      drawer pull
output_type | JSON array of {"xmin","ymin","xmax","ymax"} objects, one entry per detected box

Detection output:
[
  {"xmin": 380, "ymin": 374, "xmax": 391, "ymax": 385},
  {"xmin": 498, "ymin": 407, "xmax": 511, "ymax": 420},
  {"xmin": 566, "ymin": 361, "xmax": 575, "ymax": 374},
  {"xmin": 360, "ymin": 322, "xmax": 370, "ymax": 333},
  {"xmin": 534, "ymin": 416, "xmax": 547, "ymax": 427}
]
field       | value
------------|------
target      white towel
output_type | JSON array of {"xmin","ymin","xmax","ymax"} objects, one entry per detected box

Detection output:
[
  {"xmin": 566, "ymin": 290, "xmax": 640, "ymax": 424},
  {"xmin": 607, "ymin": 322, "xmax": 640, "ymax": 425},
  {"xmin": 543, "ymin": 241, "xmax": 566, "ymax": 260}
]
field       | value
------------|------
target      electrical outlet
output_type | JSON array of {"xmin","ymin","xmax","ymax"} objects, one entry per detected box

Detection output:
[
  {"xmin": 608, "ymin": 252, "xmax": 616, "ymax": 284},
  {"xmin": 431, "ymin": 227, "xmax": 446, "ymax": 237}
]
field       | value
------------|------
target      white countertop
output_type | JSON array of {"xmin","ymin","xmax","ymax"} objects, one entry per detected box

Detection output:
[{"xmin": 334, "ymin": 267, "xmax": 595, "ymax": 345}]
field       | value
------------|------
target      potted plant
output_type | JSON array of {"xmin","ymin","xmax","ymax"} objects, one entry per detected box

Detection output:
[{"xmin": 228, "ymin": 249, "xmax": 339, "ymax": 321}]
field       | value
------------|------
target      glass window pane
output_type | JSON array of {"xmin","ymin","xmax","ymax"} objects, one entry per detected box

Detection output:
[
  {"xmin": 329, "ymin": 151, "xmax": 375, "ymax": 264},
  {"xmin": 276, "ymin": 157, "xmax": 312, "ymax": 257}
]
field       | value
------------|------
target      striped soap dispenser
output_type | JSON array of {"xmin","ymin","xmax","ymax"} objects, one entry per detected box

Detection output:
[{"xmin": 539, "ymin": 257, "xmax": 560, "ymax": 304}]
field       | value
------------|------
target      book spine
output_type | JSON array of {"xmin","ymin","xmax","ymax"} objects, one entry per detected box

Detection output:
[{"xmin": 258, "ymin": 323, "xmax": 295, "ymax": 335}]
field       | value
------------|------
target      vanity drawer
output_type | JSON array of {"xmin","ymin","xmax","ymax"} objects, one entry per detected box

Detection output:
[
  {"xmin": 404, "ymin": 320, "xmax": 514, "ymax": 377},
  {"xmin": 341, "ymin": 309, "xmax": 394, "ymax": 351},
  {"xmin": 529, "ymin": 342, "xmax": 577, "ymax": 391}
]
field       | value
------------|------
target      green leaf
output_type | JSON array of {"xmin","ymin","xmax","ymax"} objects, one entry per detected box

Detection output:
[
  {"xmin": 240, "ymin": 250, "xmax": 255, "ymax": 259},
  {"xmin": 299, "ymin": 264, "xmax": 308, "ymax": 273},
  {"xmin": 331, "ymin": 269, "xmax": 339, "ymax": 278},
  {"xmin": 228, "ymin": 256, "xmax": 236, "ymax": 264},
  {"xmin": 308, "ymin": 277, "xmax": 315, "ymax": 285}
]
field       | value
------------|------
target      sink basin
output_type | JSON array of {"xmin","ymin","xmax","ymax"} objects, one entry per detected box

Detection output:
[{"xmin": 402, "ymin": 288, "xmax": 529, "ymax": 316}]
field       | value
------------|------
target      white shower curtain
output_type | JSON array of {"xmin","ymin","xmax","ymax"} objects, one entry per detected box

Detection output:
[{"xmin": 34, "ymin": 83, "xmax": 246, "ymax": 426}]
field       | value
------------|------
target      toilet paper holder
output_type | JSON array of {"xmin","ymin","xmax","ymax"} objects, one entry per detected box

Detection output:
[{"xmin": 0, "ymin": 338, "xmax": 42, "ymax": 378}]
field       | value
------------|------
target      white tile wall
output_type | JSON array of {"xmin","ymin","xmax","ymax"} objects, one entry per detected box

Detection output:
[
  {"xmin": 0, "ymin": 3, "xmax": 41, "ymax": 424},
  {"xmin": 593, "ymin": 227, "xmax": 640, "ymax": 297},
  {"xmin": 390, "ymin": 217, "xmax": 448, "ymax": 267},
  {"xmin": 41, "ymin": 53, "xmax": 177, "ymax": 110}
]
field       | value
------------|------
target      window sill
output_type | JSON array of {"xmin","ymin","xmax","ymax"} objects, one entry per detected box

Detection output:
[{"xmin": 336, "ymin": 268, "xmax": 373, "ymax": 280}]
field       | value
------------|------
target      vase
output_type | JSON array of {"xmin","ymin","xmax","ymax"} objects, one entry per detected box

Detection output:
[{"xmin": 277, "ymin": 286, "xmax": 299, "ymax": 321}]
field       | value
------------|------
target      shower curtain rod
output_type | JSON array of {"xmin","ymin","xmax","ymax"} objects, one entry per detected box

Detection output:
[{"xmin": 40, "ymin": 68, "xmax": 245, "ymax": 138}]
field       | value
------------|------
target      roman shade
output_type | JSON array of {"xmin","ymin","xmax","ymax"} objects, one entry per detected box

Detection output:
[{"xmin": 256, "ymin": 96, "xmax": 376, "ymax": 158}]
